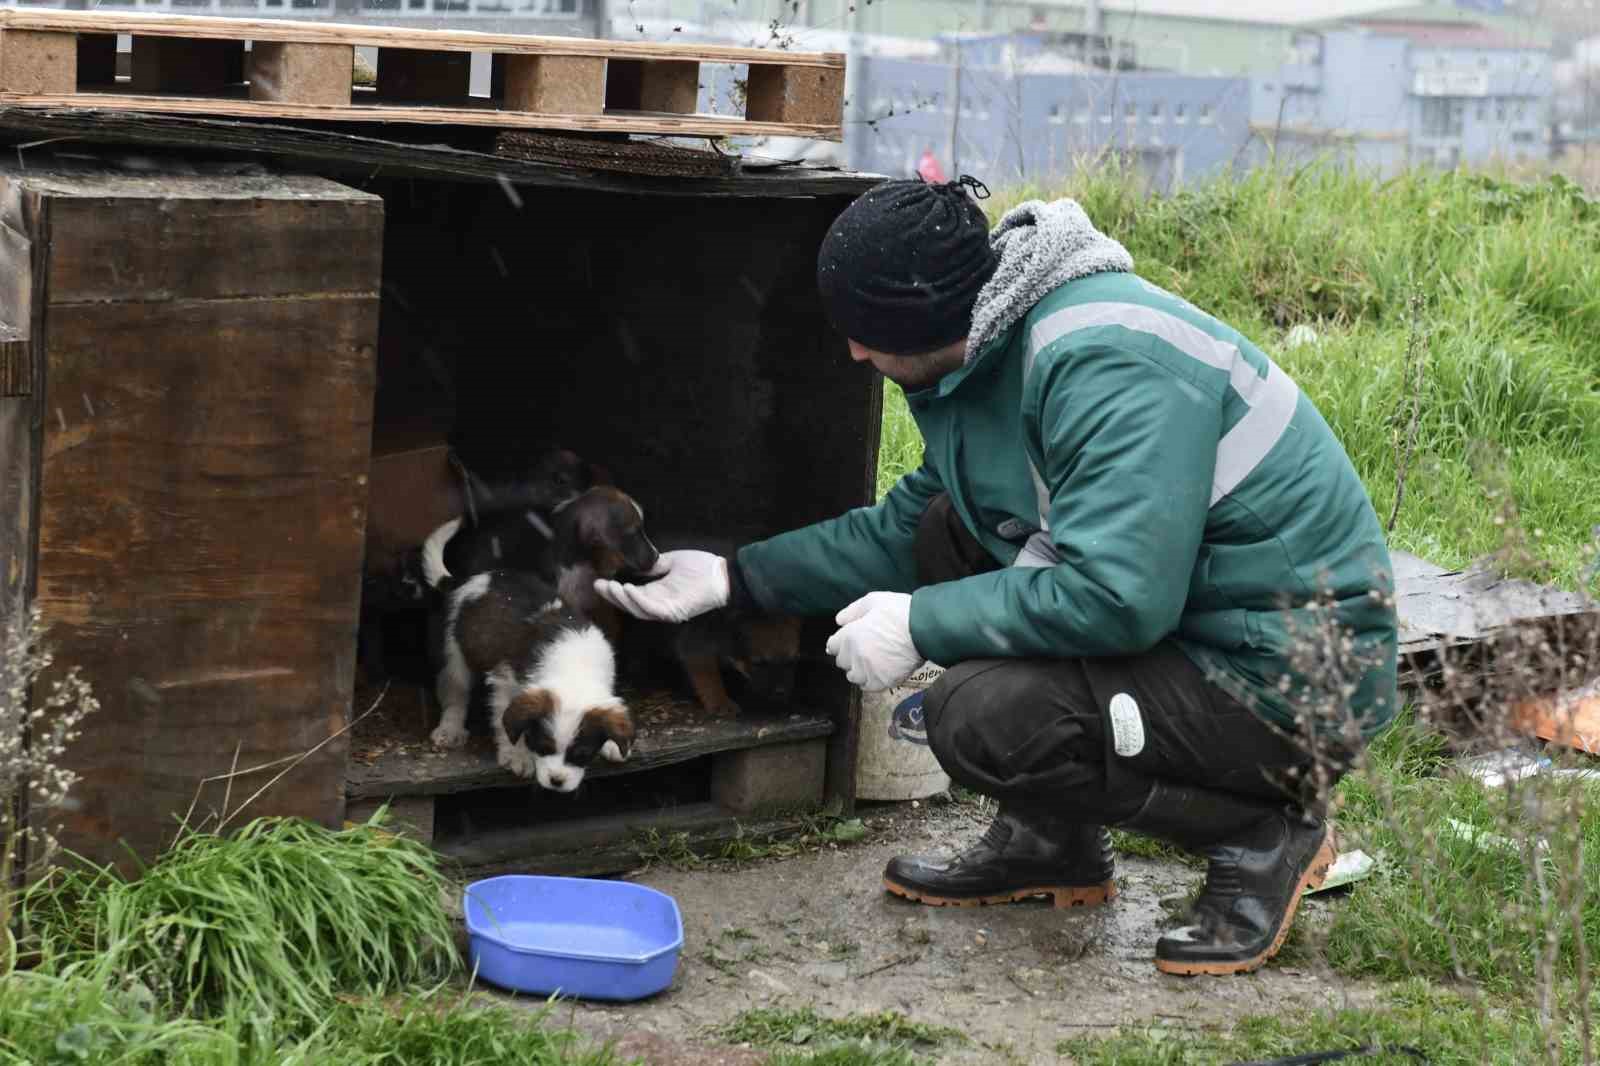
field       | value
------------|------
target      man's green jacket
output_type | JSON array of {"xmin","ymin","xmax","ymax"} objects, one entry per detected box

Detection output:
[{"xmin": 736, "ymin": 270, "xmax": 1399, "ymax": 737}]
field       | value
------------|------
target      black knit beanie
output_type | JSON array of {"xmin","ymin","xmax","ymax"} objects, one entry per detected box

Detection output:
[{"xmin": 817, "ymin": 175, "xmax": 998, "ymax": 356}]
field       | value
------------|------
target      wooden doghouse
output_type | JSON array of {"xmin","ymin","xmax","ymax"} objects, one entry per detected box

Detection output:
[{"xmin": 0, "ymin": 115, "xmax": 882, "ymax": 875}]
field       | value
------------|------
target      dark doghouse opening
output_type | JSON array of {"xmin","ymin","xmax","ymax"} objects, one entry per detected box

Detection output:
[{"xmin": 347, "ymin": 174, "xmax": 875, "ymax": 860}]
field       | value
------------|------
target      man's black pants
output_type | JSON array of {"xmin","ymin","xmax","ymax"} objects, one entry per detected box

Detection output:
[{"xmin": 912, "ymin": 494, "xmax": 1334, "ymax": 825}]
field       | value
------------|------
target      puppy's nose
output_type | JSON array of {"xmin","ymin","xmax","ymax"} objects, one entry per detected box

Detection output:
[{"xmin": 547, "ymin": 772, "xmax": 568, "ymax": 789}]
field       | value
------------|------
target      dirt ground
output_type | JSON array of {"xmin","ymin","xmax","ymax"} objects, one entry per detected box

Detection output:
[{"xmin": 476, "ymin": 798, "xmax": 1377, "ymax": 1065}]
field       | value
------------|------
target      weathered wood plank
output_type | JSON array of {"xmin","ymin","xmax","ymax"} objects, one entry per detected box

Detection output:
[
  {"xmin": 348, "ymin": 712, "xmax": 834, "ymax": 800},
  {"xmin": 0, "ymin": 322, "xmax": 27, "ymax": 396},
  {"xmin": 438, "ymin": 801, "xmax": 817, "ymax": 874},
  {"xmin": 22, "ymin": 171, "xmax": 383, "ymax": 869},
  {"xmin": 0, "ymin": 92, "xmax": 840, "ymax": 140},
  {"xmin": 0, "ymin": 109, "xmax": 882, "ymax": 199},
  {"xmin": 42, "ymin": 175, "xmax": 382, "ymax": 303}
]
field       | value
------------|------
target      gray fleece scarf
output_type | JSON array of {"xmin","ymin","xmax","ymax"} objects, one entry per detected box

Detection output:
[{"xmin": 965, "ymin": 198, "xmax": 1133, "ymax": 364}]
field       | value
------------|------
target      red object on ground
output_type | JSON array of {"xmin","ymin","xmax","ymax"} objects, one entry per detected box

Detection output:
[{"xmin": 917, "ymin": 149, "xmax": 946, "ymax": 183}]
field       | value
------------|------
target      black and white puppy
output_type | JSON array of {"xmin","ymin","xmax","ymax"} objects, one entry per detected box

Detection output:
[{"xmin": 421, "ymin": 522, "xmax": 635, "ymax": 793}]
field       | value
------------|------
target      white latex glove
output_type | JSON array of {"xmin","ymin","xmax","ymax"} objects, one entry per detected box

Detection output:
[
  {"xmin": 824, "ymin": 591, "xmax": 922, "ymax": 693},
  {"xmin": 592, "ymin": 550, "xmax": 729, "ymax": 623}
]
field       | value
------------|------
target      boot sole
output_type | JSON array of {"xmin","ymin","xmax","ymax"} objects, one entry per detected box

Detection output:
[
  {"xmin": 1154, "ymin": 826, "xmax": 1337, "ymax": 977},
  {"xmin": 883, "ymin": 877, "xmax": 1117, "ymax": 910}
]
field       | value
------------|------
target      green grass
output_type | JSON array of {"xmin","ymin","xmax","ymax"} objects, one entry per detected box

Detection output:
[
  {"xmin": 0, "ymin": 961, "xmax": 627, "ymax": 1066},
  {"xmin": 18, "ymin": 811, "xmax": 457, "ymax": 1040},
  {"xmin": 877, "ymin": 163, "xmax": 1600, "ymax": 587},
  {"xmin": 1305, "ymin": 712, "xmax": 1600, "ymax": 994},
  {"xmin": 1060, "ymin": 979, "xmax": 1586, "ymax": 1065}
]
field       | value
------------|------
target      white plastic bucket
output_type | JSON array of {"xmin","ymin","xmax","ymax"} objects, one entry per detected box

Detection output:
[{"xmin": 854, "ymin": 662, "xmax": 951, "ymax": 801}]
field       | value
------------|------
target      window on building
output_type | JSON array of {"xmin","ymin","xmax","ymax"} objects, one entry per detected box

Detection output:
[
  {"xmin": 1100, "ymin": 107, "xmax": 1113, "ymax": 124},
  {"xmin": 1512, "ymin": 130, "xmax": 1537, "ymax": 143},
  {"xmin": 1496, "ymin": 100, "xmax": 1508, "ymax": 122},
  {"xmin": 1149, "ymin": 101, "xmax": 1164, "ymax": 122},
  {"xmin": 1126, "ymin": 101, "xmax": 1138, "ymax": 122},
  {"xmin": 1199, "ymin": 103, "xmax": 1214, "ymax": 124},
  {"xmin": 1514, "ymin": 103, "xmax": 1526, "ymax": 120},
  {"xmin": 1048, "ymin": 103, "xmax": 1065, "ymax": 125},
  {"xmin": 1175, "ymin": 102, "xmax": 1188, "ymax": 123},
  {"xmin": 1421, "ymin": 97, "xmax": 1464, "ymax": 138},
  {"xmin": 1074, "ymin": 104, "xmax": 1091, "ymax": 124},
  {"xmin": 1476, "ymin": 100, "xmax": 1487, "ymax": 121}
]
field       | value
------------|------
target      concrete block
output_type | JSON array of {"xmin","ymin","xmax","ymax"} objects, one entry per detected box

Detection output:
[{"xmin": 711, "ymin": 739, "xmax": 826, "ymax": 815}]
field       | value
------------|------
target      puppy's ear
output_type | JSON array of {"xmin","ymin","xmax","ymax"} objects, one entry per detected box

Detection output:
[
  {"xmin": 502, "ymin": 689, "xmax": 556, "ymax": 746},
  {"xmin": 586, "ymin": 702, "xmax": 634, "ymax": 763}
]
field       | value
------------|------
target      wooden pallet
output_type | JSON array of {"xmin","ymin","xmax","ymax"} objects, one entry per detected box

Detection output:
[{"xmin": 0, "ymin": 8, "xmax": 845, "ymax": 140}]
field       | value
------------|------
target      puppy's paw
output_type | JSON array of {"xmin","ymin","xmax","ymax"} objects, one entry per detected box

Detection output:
[
  {"xmin": 600, "ymin": 739, "xmax": 629, "ymax": 763},
  {"xmin": 430, "ymin": 720, "xmax": 469, "ymax": 749},
  {"xmin": 498, "ymin": 741, "xmax": 535, "ymax": 778}
]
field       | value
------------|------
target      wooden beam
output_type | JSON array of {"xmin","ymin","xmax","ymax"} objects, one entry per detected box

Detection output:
[
  {"xmin": 249, "ymin": 40, "xmax": 352, "ymax": 107},
  {"xmin": 0, "ymin": 30, "xmax": 76, "ymax": 95},
  {"xmin": 500, "ymin": 53, "xmax": 604, "ymax": 115},
  {"xmin": 0, "ymin": 109, "xmax": 882, "ymax": 197},
  {"xmin": 745, "ymin": 63, "xmax": 844, "ymax": 126}
]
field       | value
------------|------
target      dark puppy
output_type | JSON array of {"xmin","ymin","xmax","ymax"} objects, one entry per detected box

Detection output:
[
  {"xmin": 420, "ymin": 531, "xmax": 634, "ymax": 792},
  {"xmin": 620, "ymin": 534, "xmax": 803, "ymax": 717},
  {"xmin": 358, "ymin": 443, "xmax": 598, "ymax": 685},
  {"xmin": 450, "ymin": 445, "xmax": 605, "ymax": 526},
  {"xmin": 440, "ymin": 486, "xmax": 660, "ymax": 616},
  {"xmin": 626, "ymin": 608, "xmax": 804, "ymax": 717}
]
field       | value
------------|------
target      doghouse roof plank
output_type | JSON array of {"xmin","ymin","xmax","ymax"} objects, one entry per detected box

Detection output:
[{"xmin": 0, "ymin": 106, "xmax": 885, "ymax": 198}]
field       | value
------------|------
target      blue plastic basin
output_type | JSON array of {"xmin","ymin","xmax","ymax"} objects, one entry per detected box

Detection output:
[{"xmin": 463, "ymin": 875, "xmax": 683, "ymax": 1001}]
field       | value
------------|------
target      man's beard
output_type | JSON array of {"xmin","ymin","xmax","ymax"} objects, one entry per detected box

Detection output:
[{"xmin": 881, "ymin": 350, "xmax": 954, "ymax": 391}]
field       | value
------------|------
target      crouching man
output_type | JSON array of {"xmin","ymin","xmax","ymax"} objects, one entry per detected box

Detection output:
[{"xmin": 596, "ymin": 175, "xmax": 1398, "ymax": 976}]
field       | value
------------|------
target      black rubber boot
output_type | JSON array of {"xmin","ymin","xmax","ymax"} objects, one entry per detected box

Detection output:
[
  {"xmin": 883, "ymin": 808, "xmax": 1116, "ymax": 909},
  {"xmin": 1118, "ymin": 780, "xmax": 1336, "ymax": 976}
]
